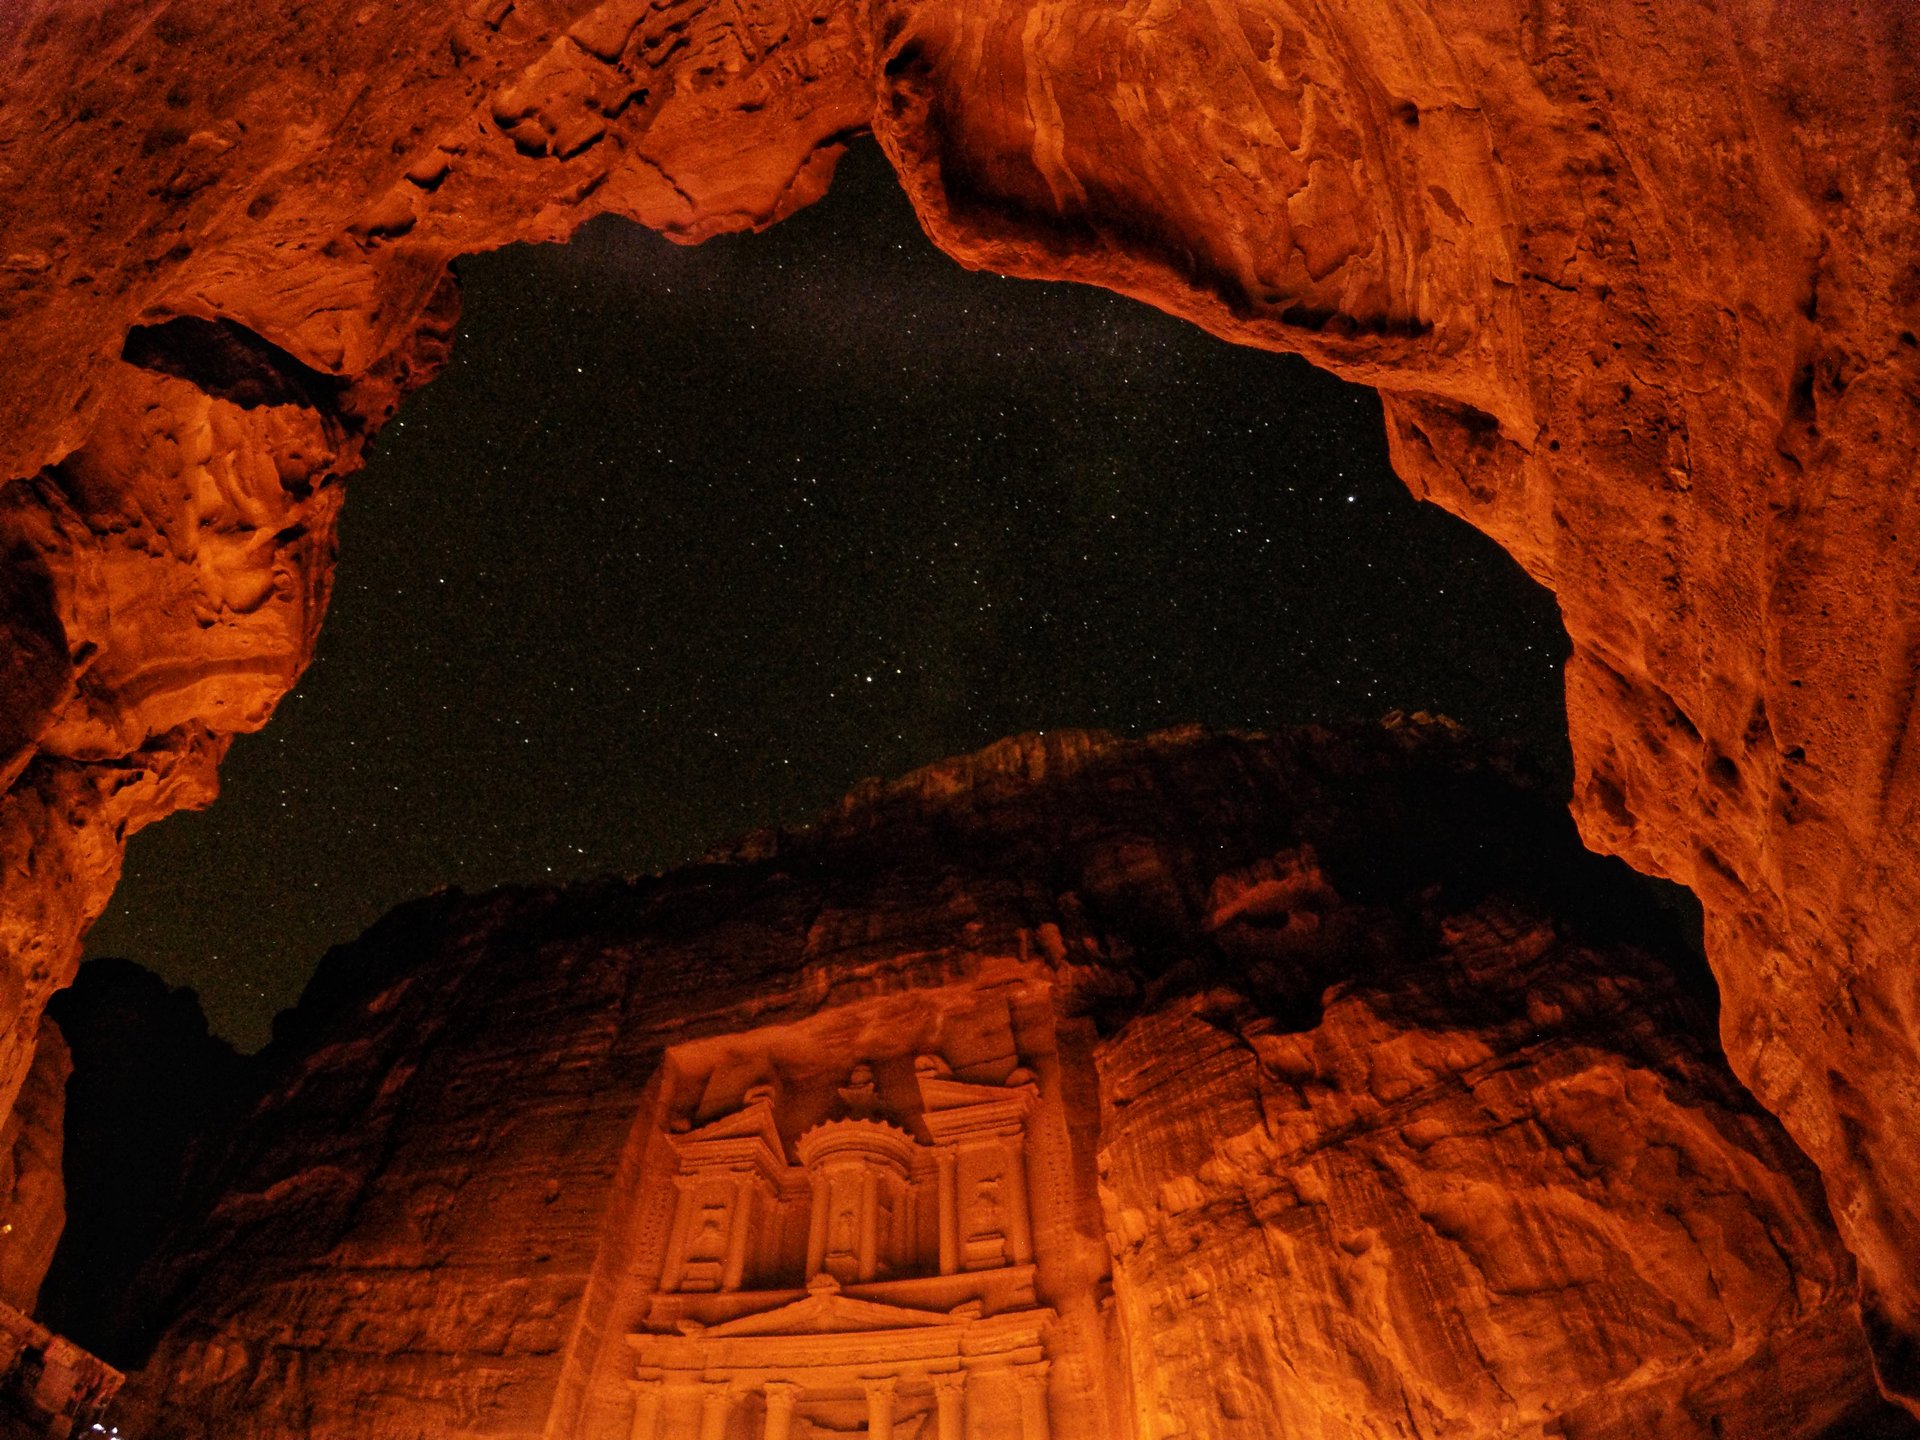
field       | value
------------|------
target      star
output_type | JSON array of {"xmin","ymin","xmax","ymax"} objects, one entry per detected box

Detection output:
[{"xmin": 83, "ymin": 140, "xmax": 1569, "ymax": 1049}]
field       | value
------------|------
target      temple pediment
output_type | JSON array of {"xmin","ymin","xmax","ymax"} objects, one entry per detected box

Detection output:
[
  {"xmin": 675, "ymin": 1084, "xmax": 786, "ymax": 1154},
  {"xmin": 697, "ymin": 1281, "xmax": 955, "ymax": 1338},
  {"xmin": 916, "ymin": 1056, "xmax": 1037, "ymax": 1113}
]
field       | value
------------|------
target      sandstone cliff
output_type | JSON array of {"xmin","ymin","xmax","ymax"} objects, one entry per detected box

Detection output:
[
  {"xmin": 1, "ymin": 0, "xmax": 1918, "ymax": 1405},
  {"xmin": 96, "ymin": 724, "xmax": 1917, "ymax": 1439}
]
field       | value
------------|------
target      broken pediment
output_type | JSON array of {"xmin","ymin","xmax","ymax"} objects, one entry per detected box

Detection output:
[{"xmin": 602, "ymin": 988, "xmax": 1098, "ymax": 1438}]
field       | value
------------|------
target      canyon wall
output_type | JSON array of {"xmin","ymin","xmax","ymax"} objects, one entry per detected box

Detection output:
[
  {"xmin": 101, "ymin": 725, "xmax": 1918, "ymax": 1438},
  {"xmin": 1, "ymin": 0, "xmax": 1918, "ymax": 1407},
  {"xmin": 0, "ymin": 1018, "xmax": 68, "ymax": 1317}
]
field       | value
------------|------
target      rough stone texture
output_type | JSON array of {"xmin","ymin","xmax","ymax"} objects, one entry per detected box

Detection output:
[
  {"xmin": 0, "ymin": 1020, "xmax": 68, "ymax": 1317},
  {"xmin": 1102, "ymin": 908, "xmax": 1890, "ymax": 1440},
  {"xmin": 99, "ymin": 725, "xmax": 1916, "ymax": 1438},
  {"xmin": 0, "ymin": 305, "xmax": 452, "ymax": 1144},
  {"xmin": 1, "ymin": 0, "xmax": 1919, "ymax": 1406}
]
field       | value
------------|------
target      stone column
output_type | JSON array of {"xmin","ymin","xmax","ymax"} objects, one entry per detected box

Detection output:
[
  {"xmin": 931, "ymin": 1371, "xmax": 967, "ymax": 1440},
  {"xmin": 1014, "ymin": 1361, "xmax": 1050, "ymax": 1440},
  {"xmin": 761, "ymin": 1381, "xmax": 800, "ymax": 1440},
  {"xmin": 659, "ymin": 1175, "xmax": 696, "ymax": 1293},
  {"xmin": 627, "ymin": 1378, "xmax": 664, "ymax": 1440},
  {"xmin": 698, "ymin": 1380, "xmax": 735, "ymax": 1440},
  {"xmin": 935, "ymin": 1149, "xmax": 959, "ymax": 1275},
  {"xmin": 805, "ymin": 1171, "xmax": 830, "ymax": 1278},
  {"xmin": 858, "ymin": 1167, "xmax": 880, "ymax": 1282},
  {"xmin": 722, "ymin": 1174, "xmax": 755, "ymax": 1292},
  {"xmin": 864, "ymin": 1377, "xmax": 898, "ymax": 1440},
  {"xmin": 1004, "ymin": 1136, "xmax": 1034, "ymax": 1266}
]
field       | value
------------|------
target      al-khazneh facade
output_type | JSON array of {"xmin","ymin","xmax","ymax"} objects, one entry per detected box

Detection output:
[{"xmin": 606, "ymin": 986, "xmax": 1116, "ymax": 1440}]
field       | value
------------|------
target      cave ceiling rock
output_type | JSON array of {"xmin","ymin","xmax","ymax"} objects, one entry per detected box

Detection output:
[{"xmin": 1, "ymin": 0, "xmax": 1918, "ymax": 1409}]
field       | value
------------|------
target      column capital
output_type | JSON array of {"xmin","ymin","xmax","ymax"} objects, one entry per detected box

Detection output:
[
  {"xmin": 1013, "ymin": 1359, "xmax": 1052, "ymax": 1440},
  {"xmin": 865, "ymin": 1373, "xmax": 899, "ymax": 1440},
  {"xmin": 931, "ymin": 1367, "xmax": 967, "ymax": 1440},
  {"xmin": 761, "ymin": 1379, "xmax": 802, "ymax": 1440},
  {"xmin": 627, "ymin": 1372, "xmax": 667, "ymax": 1440},
  {"xmin": 697, "ymin": 1377, "xmax": 737, "ymax": 1440}
]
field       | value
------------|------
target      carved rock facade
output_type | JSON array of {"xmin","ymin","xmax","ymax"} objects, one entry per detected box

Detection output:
[
  {"xmin": 2, "ymin": 0, "xmax": 1918, "ymax": 1404},
  {"xmin": 102, "ymin": 727, "xmax": 1918, "ymax": 1439},
  {"xmin": 617, "ymin": 1011, "xmax": 1094, "ymax": 1439}
]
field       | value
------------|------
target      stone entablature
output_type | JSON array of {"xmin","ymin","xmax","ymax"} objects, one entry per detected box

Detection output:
[
  {"xmin": 644, "ymin": 1266, "xmax": 1042, "ymax": 1336},
  {"xmin": 628, "ymin": 1276, "xmax": 1053, "ymax": 1439}
]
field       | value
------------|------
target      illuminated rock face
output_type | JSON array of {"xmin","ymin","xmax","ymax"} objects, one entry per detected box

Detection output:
[
  {"xmin": 1, "ymin": 0, "xmax": 1918, "ymax": 1405},
  {"xmin": 1101, "ymin": 906, "xmax": 1883, "ymax": 1440},
  {"xmin": 105, "ymin": 728, "xmax": 1914, "ymax": 1438},
  {"xmin": 612, "ymin": 1010, "xmax": 1095, "ymax": 1439}
]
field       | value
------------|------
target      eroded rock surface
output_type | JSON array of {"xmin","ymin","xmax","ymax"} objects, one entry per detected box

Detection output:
[
  {"xmin": 1103, "ymin": 906, "xmax": 1886, "ymax": 1440},
  {"xmin": 98, "ymin": 725, "xmax": 1915, "ymax": 1438},
  {"xmin": 1, "ymin": 0, "xmax": 1918, "ymax": 1406},
  {"xmin": 0, "ymin": 1018, "xmax": 68, "ymax": 1316}
]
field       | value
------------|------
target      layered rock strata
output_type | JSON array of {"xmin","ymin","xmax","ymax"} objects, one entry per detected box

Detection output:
[
  {"xmin": 1, "ymin": 0, "xmax": 1918, "ymax": 1403},
  {"xmin": 97, "ymin": 725, "xmax": 1917, "ymax": 1439}
]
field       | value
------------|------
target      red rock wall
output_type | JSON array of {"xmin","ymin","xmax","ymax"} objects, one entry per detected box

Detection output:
[
  {"xmin": 104, "ymin": 727, "xmax": 1914, "ymax": 1438},
  {"xmin": 1101, "ymin": 905, "xmax": 1876, "ymax": 1439},
  {"xmin": 2, "ymin": 0, "xmax": 1919, "ymax": 1408},
  {"xmin": 0, "ymin": 1019, "xmax": 69, "ymax": 1316}
]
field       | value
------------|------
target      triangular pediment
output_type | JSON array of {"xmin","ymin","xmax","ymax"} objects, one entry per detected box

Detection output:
[
  {"xmin": 918, "ymin": 1074, "xmax": 1024, "ymax": 1110},
  {"xmin": 675, "ymin": 1095, "xmax": 784, "ymax": 1157},
  {"xmin": 701, "ymin": 1291, "xmax": 954, "ymax": 1338}
]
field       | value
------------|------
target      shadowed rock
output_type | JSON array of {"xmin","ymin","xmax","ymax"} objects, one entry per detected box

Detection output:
[{"xmin": 101, "ymin": 724, "xmax": 1920, "ymax": 1440}]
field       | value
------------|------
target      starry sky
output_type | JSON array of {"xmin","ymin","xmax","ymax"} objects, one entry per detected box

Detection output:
[{"xmin": 83, "ymin": 141, "xmax": 1571, "ymax": 1049}]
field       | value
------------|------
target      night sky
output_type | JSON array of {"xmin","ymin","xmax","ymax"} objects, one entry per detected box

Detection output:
[{"xmin": 83, "ymin": 141, "xmax": 1571, "ymax": 1049}]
